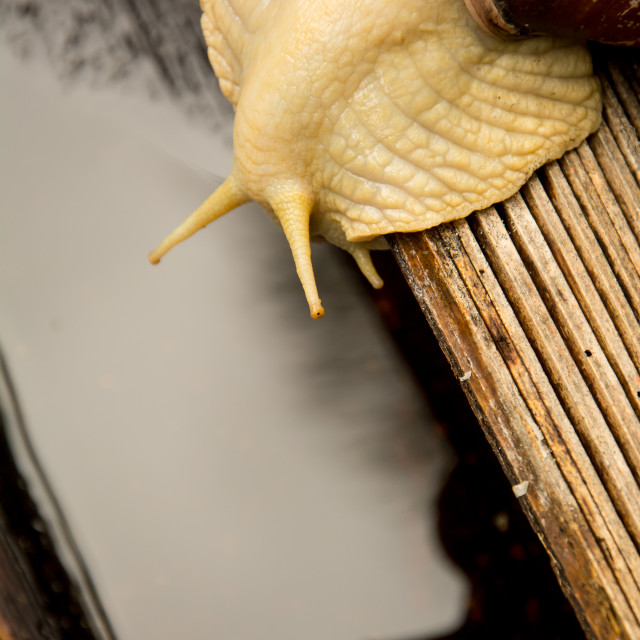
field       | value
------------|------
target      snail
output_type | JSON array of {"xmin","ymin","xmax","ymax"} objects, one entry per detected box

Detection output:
[{"xmin": 148, "ymin": 0, "xmax": 601, "ymax": 318}]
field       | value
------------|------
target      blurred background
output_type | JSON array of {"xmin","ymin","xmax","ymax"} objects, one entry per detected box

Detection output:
[{"xmin": 0, "ymin": 1, "xmax": 467, "ymax": 638}]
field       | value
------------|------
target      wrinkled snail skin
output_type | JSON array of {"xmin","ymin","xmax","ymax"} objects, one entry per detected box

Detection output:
[{"xmin": 148, "ymin": 0, "xmax": 602, "ymax": 318}]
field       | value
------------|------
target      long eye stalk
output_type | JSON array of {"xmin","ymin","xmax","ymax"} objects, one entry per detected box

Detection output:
[
  {"xmin": 272, "ymin": 192, "xmax": 325, "ymax": 319},
  {"xmin": 148, "ymin": 175, "xmax": 247, "ymax": 265}
]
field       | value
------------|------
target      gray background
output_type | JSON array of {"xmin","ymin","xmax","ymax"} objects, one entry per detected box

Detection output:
[{"xmin": 0, "ymin": 3, "xmax": 467, "ymax": 638}]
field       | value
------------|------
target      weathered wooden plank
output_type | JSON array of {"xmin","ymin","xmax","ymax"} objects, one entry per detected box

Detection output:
[
  {"xmin": 576, "ymin": 144, "xmax": 640, "ymax": 275},
  {"xmin": 561, "ymin": 151, "xmax": 640, "ymax": 317},
  {"xmin": 541, "ymin": 161, "xmax": 640, "ymax": 374},
  {"xmin": 503, "ymin": 189, "xmax": 640, "ymax": 480},
  {"xmin": 521, "ymin": 175, "xmax": 640, "ymax": 416},
  {"xmin": 452, "ymin": 219, "xmax": 640, "ymax": 618},
  {"xmin": 559, "ymin": 152, "xmax": 640, "ymax": 322},
  {"xmin": 589, "ymin": 122, "xmax": 640, "ymax": 244},
  {"xmin": 474, "ymin": 205, "xmax": 640, "ymax": 536},
  {"xmin": 391, "ymin": 225, "xmax": 640, "ymax": 639},
  {"xmin": 600, "ymin": 77, "xmax": 640, "ymax": 186},
  {"xmin": 391, "ymin": 47, "xmax": 640, "ymax": 639},
  {"xmin": 605, "ymin": 55, "xmax": 640, "ymax": 136}
]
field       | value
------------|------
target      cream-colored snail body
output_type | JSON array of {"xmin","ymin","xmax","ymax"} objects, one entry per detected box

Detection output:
[{"xmin": 148, "ymin": 0, "xmax": 601, "ymax": 318}]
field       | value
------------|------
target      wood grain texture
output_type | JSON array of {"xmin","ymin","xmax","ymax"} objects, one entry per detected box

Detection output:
[{"xmin": 391, "ymin": 45, "xmax": 640, "ymax": 640}]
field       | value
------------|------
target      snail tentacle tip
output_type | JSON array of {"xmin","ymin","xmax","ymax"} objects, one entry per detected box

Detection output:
[
  {"xmin": 271, "ymin": 191, "xmax": 326, "ymax": 321},
  {"xmin": 148, "ymin": 250, "xmax": 161, "ymax": 266},
  {"xmin": 310, "ymin": 303, "xmax": 325, "ymax": 319},
  {"xmin": 350, "ymin": 247, "xmax": 384, "ymax": 289}
]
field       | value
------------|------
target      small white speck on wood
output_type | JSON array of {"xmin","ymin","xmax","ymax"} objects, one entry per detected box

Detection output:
[
  {"xmin": 459, "ymin": 371, "xmax": 472, "ymax": 382},
  {"xmin": 512, "ymin": 480, "xmax": 530, "ymax": 498}
]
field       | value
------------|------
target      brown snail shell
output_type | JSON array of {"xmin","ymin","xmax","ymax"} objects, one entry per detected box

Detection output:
[{"xmin": 465, "ymin": 0, "xmax": 640, "ymax": 46}]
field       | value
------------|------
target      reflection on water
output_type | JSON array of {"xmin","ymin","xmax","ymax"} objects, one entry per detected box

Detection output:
[{"xmin": 0, "ymin": 32, "xmax": 467, "ymax": 640}]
